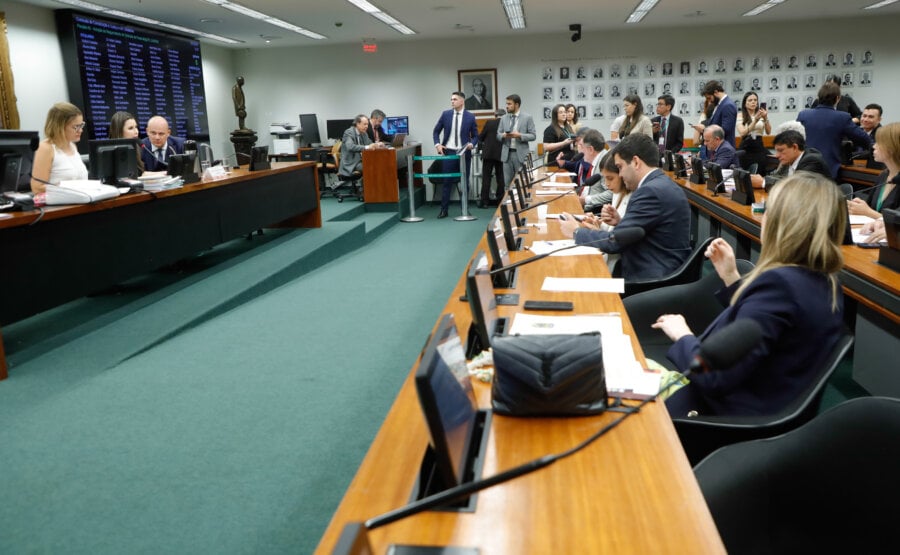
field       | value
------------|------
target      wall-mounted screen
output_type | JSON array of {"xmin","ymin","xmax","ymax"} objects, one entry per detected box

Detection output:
[
  {"xmin": 55, "ymin": 10, "xmax": 209, "ymax": 149},
  {"xmin": 385, "ymin": 116, "xmax": 409, "ymax": 135}
]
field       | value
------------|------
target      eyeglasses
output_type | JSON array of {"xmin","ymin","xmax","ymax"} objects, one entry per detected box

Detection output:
[{"xmin": 72, "ymin": 123, "xmax": 86, "ymax": 131}]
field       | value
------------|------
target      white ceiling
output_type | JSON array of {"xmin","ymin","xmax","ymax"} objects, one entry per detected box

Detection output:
[{"xmin": 14, "ymin": 0, "xmax": 900, "ymax": 49}]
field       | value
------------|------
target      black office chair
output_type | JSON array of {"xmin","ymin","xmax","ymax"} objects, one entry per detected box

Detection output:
[
  {"xmin": 336, "ymin": 171, "xmax": 364, "ymax": 203},
  {"xmin": 673, "ymin": 332, "xmax": 854, "ymax": 466},
  {"xmin": 622, "ymin": 237, "xmax": 715, "ymax": 297},
  {"xmin": 623, "ymin": 258, "xmax": 756, "ymax": 369},
  {"xmin": 694, "ymin": 397, "xmax": 899, "ymax": 555}
]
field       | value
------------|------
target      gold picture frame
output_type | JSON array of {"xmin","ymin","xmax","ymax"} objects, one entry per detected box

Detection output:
[{"xmin": 0, "ymin": 11, "xmax": 21, "ymax": 129}]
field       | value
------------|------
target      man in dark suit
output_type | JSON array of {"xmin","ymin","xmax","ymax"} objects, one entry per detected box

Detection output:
[
  {"xmin": 652, "ymin": 94, "xmax": 684, "ymax": 154},
  {"xmin": 858, "ymin": 104, "xmax": 884, "ymax": 169},
  {"xmin": 432, "ymin": 91, "xmax": 479, "ymax": 218},
  {"xmin": 701, "ymin": 125, "xmax": 738, "ymax": 168},
  {"xmin": 769, "ymin": 130, "xmax": 831, "ymax": 179},
  {"xmin": 559, "ymin": 134, "xmax": 691, "ymax": 280},
  {"xmin": 797, "ymin": 82, "xmax": 873, "ymax": 178},
  {"xmin": 365, "ymin": 109, "xmax": 392, "ymax": 144},
  {"xmin": 477, "ymin": 109, "xmax": 505, "ymax": 207},
  {"xmin": 140, "ymin": 115, "xmax": 185, "ymax": 172},
  {"xmin": 699, "ymin": 81, "xmax": 738, "ymax": 147}
]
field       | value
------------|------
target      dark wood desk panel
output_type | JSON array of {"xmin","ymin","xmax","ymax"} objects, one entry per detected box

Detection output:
[
  {"xmin": 0, "ymin": 162, "xmax": 319, "ymax": 380},
  {"xmin": 362, "ymin": 145, "xmax": 422, "ymax": 203},
  {"xmin": 316, "ymin": 187, "xmax": 724, "ymax": 553}
]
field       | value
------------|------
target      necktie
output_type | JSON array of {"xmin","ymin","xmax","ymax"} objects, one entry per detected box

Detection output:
[
  {"xmin": 374, "ymin": 127, "xmax": 379, "ymax": 142},
  {"xmin": 357, "ymin": 132, "xmax": 361, "ymax": 145},
  {"xmin": 156, "ymin": 148, "xmax": 164, "ymax": 162},
  {"xmin": 451, "ymin": 112, "xmax": 460, "ymax": 149},
  {"xmin": 660, "ymin": 117, "xmax": 668, "ymax": 138}
]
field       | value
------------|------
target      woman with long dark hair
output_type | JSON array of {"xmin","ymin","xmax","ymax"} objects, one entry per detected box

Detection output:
[{"xmin": 737, "ymin": 92, "xmax": 771, "ymax": 175}]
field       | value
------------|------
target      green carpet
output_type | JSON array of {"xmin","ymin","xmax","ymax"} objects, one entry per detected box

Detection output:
[{"xmin": 0, "ymin": 201, "xmax": 496, "ymax": 554}]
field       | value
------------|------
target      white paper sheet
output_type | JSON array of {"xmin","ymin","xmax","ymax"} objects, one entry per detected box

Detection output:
[
  {"xmin": 849, "ymin": 214, "xmax": 875, "ymax": 226},
  {"xmin": 852, "ymin": 228, "xmax": 887, "ymax": 245},
  {"xmin": 542, "ymin": 277, "xmax": 625, "ymax": 293}
]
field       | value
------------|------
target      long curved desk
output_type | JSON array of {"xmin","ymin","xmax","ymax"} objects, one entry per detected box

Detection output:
[
  {"xmin": 0, "ymin": 161, "xmax": 320, "ymax": 379},
  {"xmin": 316, "ymin": 182, "xmax": 724, "ymax": 553},
  {"xmin": 673, "ymin": 173, "xmax": 900, "ymax": 395}
]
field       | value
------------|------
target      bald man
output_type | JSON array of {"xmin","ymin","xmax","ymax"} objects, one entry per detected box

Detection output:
[{"xmin": 140, "ymin": 115, "xmax": 186, "ymax": 171}]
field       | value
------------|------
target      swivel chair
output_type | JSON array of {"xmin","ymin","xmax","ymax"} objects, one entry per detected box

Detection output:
[
  {"xmin": 622, "ymin": 237, "xmax": 715, "ymax": 297},
  {"xmin": 694, "ymin": 397, "xmax": 900, "ymax": 554}
]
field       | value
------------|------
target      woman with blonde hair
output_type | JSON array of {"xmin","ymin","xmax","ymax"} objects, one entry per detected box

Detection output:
[
  {"xmin": 109, "ymin": 111, "xmax": 145, "ymax": 173},
  {"xmin": 31, "ymin": 102, "xmax": 89, "ymax": 194},
  {"xmin": 618, "ymin": 94, "xmax": 653, "ymax": 139},
  {"xmin": 653, "ymin": 171, "xmax": 846, "ymax": 416},
  {"xmin": 848, "ymin": 121, "xmax": 900, "ymax": 219}
]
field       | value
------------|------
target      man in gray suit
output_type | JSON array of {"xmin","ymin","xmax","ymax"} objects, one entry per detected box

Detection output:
[
  {"xmin": 496, "ymin": 94, "xmax": 537, "ymax": 188},
  {"xmin": 339, "ymin": 114, "xmax": 382, "ymax": 176}
]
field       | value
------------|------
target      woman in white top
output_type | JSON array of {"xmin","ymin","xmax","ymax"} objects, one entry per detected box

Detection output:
[
  {"xmin": 31, "ymin": 102, "xmax": 88, "ymax": 194},
  {"xmin": 736, "ymin": 92, "xmax": 771, "ymax": 175},
  {"xmin": 618, "ymin": 95, "xmax": 654, "ymax": 140}
]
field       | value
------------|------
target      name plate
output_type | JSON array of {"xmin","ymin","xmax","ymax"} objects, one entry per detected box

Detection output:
[{"xmin": 203, "ymin": 165, "xmax": 228, "ymax": 181}]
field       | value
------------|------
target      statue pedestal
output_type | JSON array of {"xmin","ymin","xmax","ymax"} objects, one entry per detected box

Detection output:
[{"xmin": 230, "ymin": 129, "xmax": 258, "ymax": 166}]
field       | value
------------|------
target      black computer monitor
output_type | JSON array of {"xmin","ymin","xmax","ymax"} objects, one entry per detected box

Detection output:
[
  {"xmin": 486, "ymin": 216, "xmax": 514, "ymax": 288},
  {"xmin": 731, "ymin": 168, "xmax": 755, "ymax": 205},
  {"xmin": 299, "ymin": 113, "xmax": 321, "ymax": 147},
  {"xmin": 706, "ymin": 162, "xmax": 724, "ymax": 193},
  {"xmin": 465, "ymin": 250, "xmax": 504, "ymax": 358},
  {"xmin": 673, "ymin": 152, "xmax": 687, "ymax": 177},
  {"xmin": 88, "ymin": 138, "xmax": 139, "ymax": 184},
  {"xmin": 690, "ymin": 156, "xmax": 706, "ymax": 185},
  {"xmin": 249, "ymin": 145, "xmax": 270, "ymax": 171},
  {"xmin": 326, "ymin": 119, "xmax": 355, "ymax": 141},
  {"xmin": 0, "ymin": 130, "xmax": 40, "ymax": 193},
  {"xmin": 507, "ymin": 181, "xmax": 525, "ymax": 227},
  {"xmin": 385, "ymin": 116, "xmax": 409, "ymax": 135},
  {"xmin": 414, "ymin": 313, "xmax": 481, "ymax": 495},
  {"xmin": 499, "ymin": 202, "xmax": 522, "ymax": 252}
]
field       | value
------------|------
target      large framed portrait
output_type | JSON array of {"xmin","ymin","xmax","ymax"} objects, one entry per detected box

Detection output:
[{"xmin": 458, "ymin": 68, "xmax": 498, "ymax": 114}]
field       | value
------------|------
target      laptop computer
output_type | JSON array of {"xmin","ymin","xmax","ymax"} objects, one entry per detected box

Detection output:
[{"xmin": 391, "ymin": 133, "xmax": 407, "ymax": 147}]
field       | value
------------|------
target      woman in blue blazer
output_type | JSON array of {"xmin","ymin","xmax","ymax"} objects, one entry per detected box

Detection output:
[{"xmin": 653, "ymin": 172, "xmax": 846, "ymax": 416}]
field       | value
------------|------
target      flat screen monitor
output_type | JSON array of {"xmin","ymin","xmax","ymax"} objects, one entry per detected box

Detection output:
[
  {"xmin": 499, "ymin": 202, "xmax": 521, "ymax": 252},
  {"xmin": 55, "ymin": 10, "xmax": 209, "ymax": 150},
  {"xmin": 731, "ymin": 168, "xmax": 755, "ymax": 205},
  {"xmin": 706, "ymin": 162, "xmax": 724, "ymax": 193},
  {"xmin": 690, "ymin": 156, "xmax": 706, "ymax": 185},
  {"xmin": 299, "ymin": 113, "xmax": 321, "ymax": 147},
  {"xmin": 884, "ymin": 208, "xmax": 900, "ymax": 249},
  {"xmin": 0, "ymin": 131, "xmax": 40, "ymax": 193},
  {"xmin": 326, "ymin": 119, "xmax": 355, "ymax": 141},
  {"xmin": 486, "ymin": 216, "xmax": 513, "ymax": 288},
  {"xmin": 414, "ymin": 313, "xmax": 480, "ymax": 493},
  {"xmin": 385, "ymin": 116, "xmax": 409, "ymax": 135},
  {"xmin": 507, "ymin": 180, "xmax": 525, "ymax": 227},
  {"xmin": 465, "ymin": 250, "xmax": 502, "ymax": 356},
  {"xmin": 674, "ymin": 152, "xmax": 687, "ymax": 177},
  {"xmin": 88, "ymin": 138, "xmax": 139, "ymax": 183}
]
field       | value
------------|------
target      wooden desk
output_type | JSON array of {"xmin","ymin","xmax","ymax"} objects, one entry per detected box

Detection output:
[
  {"xmin": 316, "ymin": 185, "xmax": 724, "ymax": 553},
  {"xmin": 362, "ymin": 144, "xmax": 422, "ymax": 203},
  {"xmin": 673, "ymin": 173, "xmax": 900, "ymax": 395},
  {"xmin": 0, "ymin": 162, "xmax": 320, "ymax": 380}
]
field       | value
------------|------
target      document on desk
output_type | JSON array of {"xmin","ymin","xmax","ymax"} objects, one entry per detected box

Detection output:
[
  {"xmin": 852, "ymin": 228, "xmax": 887, "ymax": 245},
  {"xmin": 534, "ymin": 189, "xmax": 573, "ymax": 196},
  {"xmin": 542, "ymin": 277, "xmax": 625, "ymax": 293},
  {"xmin": 528, "ymin": 240, "xmax": 599, "ymax": 256},
  {"xmin": 849, "ymin": 214, "xmax": 875, "ymax": 226},
  {"xmin": 508, "ymin": 313, "xmax": 659, "ymax": 397}
]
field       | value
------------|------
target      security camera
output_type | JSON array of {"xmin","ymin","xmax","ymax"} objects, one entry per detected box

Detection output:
[
  {"xmin": 569, "ymin": 24, "xmax": 581, "ymax": 42},
  {"xmin": 335, "ymin": 22, "xmax": 343, "ymax": 27}
]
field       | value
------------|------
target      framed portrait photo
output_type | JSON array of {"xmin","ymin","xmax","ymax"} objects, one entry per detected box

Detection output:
[{"xmin": 458, "ymin": 68, "xmax": 498, "ymax": 114}]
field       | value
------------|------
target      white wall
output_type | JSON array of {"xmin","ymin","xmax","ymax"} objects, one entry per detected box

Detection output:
[{"xmin": 5, "ymin": 1, "xmax": 900, "ymax": 158}]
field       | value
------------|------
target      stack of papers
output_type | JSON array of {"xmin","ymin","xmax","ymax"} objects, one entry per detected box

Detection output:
[
  {"xmin": 138, "ymin": 174, "xmax": 183, "ymax": 192},
  {"xmin": 45, "ymin": 180, "xmax": 120, "ymax": 205}
]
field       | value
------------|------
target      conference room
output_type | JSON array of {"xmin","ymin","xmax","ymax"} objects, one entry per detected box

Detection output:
[{"xmin": 2, "ymin": 1, "xmax": 899, "ymax": 553}]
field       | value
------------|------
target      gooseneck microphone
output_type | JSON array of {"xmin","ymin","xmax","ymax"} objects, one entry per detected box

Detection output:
[
  {"xmin": 364, "ymin": 319, "xmax": 764, "ymax": 531},
  {"xmin": 509, "ymin": 188, "xmax": 572, "ymax": 215},
  {"xmin": 488, "ymin": 227, "xmax": 645, "ymax": 276}
]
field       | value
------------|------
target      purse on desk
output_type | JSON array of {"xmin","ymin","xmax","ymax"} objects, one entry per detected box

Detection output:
[{"xmin": 491, "ymin": 332, "xmax": 607, "ymax": 416}]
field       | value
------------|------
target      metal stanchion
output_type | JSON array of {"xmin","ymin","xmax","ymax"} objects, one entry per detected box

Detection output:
[
  {"xmin": 400, "ymin": 153, "xmax": 423, "ymax": 222},
  {"xmin": 454, "ymin": 150, "xmax": 476, "ymax": 222}
]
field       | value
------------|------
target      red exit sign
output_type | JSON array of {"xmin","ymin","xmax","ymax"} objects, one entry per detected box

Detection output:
[{"xmin": 363, "ymin": 43, "xmax": 377, "ymax": 53}]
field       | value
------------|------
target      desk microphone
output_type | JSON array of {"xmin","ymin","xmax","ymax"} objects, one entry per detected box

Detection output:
[
  {"xmin": 842, "ymin": 176, "xmax": 893, "ymax": 200},
  {"xmin": 507, "ymin": 189, "xmax": 574, "ymax": 215},
  {"xmin": 361, "ymin": 318, "xmax": 764, "ymax": 532},
  {"xmin": 488, "ymin": 227, "xmax": 645, "ymax": 276}
]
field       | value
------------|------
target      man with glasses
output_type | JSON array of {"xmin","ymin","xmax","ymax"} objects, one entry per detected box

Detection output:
[
  {"xmin": 140, "ymin": 115, "xmax": 186, "ymax": 172},
  {"xmin": 652, "ymin": 94, "xmax": 684, "ymax": 154}
]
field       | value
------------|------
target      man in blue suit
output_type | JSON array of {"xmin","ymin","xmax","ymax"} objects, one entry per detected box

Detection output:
[
  {"xmin": 797, "ymin": 81, "xmax": 873, "ymax": 178},
  {"xmin": 432, "ymin": 91, "xmax": 478, "ymax": 218},
  {"xmin": 700, "ymin": 125, "xmax": 738, "ymax": 168},
  {"xmin": 559, "ymin": 134, "xmax": 691, "ymax": 280},
  {"xmin": 140, "ymin": 115, "xmax": 186, "ymax": 172},
  {"xmin": 700, "ymin": 81, "xmax": 738, "ymax": 147}
]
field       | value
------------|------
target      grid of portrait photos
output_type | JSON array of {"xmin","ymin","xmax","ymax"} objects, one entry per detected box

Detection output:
[{"xmin": 539, "ymin": 50, "xmax": 876, "ymax": 123}]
